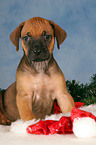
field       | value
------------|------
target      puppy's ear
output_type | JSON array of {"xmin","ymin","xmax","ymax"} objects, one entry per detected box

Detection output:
[
  {"xmin": 49, "ymin": 20, "xmax": 67, "ymax": 49},
  {"xmin": 10, "ymin": 22, "xmax": 25, "ymax": 51}
]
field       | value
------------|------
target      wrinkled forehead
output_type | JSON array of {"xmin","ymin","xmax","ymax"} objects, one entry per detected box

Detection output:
[{"xmin": 21, "ymin": 17, "xmax": 54, "ymax": 37}]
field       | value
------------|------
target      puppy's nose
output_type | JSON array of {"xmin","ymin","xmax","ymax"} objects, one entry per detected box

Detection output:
[{"xmin": 33, "ymin": 47, "xmax": 41, "ymax": 55}]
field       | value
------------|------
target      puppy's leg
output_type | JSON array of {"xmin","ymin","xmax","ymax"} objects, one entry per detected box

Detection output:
[
  {"xmin": 16, "ymin": 92, "xmax": 35, "ymax": 121},
  {"xmin": 0, "ymin": 110, "xmax": 11, "ymax": 125},
  {"xmin": 0, "ymin": 90, "xmax": 11, "ymax": 125},
  {"xmin": 54, "ymin": 73, "xmax": 75, "ymax": 113},
  {"xmin": 56, "ymin": 91, "xmax": 74, "ymax": 113}
]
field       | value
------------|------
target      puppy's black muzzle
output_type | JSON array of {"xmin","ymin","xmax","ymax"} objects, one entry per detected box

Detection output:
[{"xmin": 27, "ymin": 39, "xmax": 50, "ymax": 62}]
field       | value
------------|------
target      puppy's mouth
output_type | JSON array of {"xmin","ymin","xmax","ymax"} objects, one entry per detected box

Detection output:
[{"xmin": 32, "ymin": 56, "xmax": 50, "ymax": 62}]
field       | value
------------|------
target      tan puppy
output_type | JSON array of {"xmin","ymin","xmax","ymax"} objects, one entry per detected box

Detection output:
[{"xmin": 1, "ymin": 17, "xmax": 74, "ymax": 122}]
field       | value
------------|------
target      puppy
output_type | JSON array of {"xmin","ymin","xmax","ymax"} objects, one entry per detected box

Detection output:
[{"xmin": 1, "ymin": 17, "xmax": 74, "ymax": 122}]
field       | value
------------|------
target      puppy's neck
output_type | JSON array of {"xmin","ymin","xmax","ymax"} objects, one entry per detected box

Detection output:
[
  {"xmin": 30, "ymin": 61, "xmax": 49, "ymax": 73},
  {"xmin": 22, "ymin": 54, "xmax": 54, "ymax": 74}
]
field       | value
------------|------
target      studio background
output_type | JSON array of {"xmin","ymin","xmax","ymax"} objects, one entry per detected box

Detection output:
[{"xmin": 0, "ymin": 0, "xmax": 96, "ymax": 89}]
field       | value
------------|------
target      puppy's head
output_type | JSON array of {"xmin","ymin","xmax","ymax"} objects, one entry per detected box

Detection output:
[{"xmin": 10, "ymin": 17, "xmax": 67, "ymax": 71}]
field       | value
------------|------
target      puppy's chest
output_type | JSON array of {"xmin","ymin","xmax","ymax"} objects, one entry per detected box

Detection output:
[{"xmin": 32, "ymin": 85, "xmax": 54, "ymax": 119}]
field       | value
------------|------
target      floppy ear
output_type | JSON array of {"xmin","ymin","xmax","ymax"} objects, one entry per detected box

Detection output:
[
  {"xmin": 49, "ymin": 20, "xmax": 67, "ymax": 49},
  {"xmin": 10, "ymin": 22, "xmax": 25, "ymax": 51}
]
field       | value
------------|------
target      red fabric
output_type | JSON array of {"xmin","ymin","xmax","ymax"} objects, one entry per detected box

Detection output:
[
  {"xmin": 26, "ymin": 120, "xmax": 56, "ymax": 135},
  {"xmin": 48, "ymin": 117, "xmax": 73, "ymax": 134},
  {"xmin": 26, "ymin": 102, "xmax": 87, "ymax": 135},
  {"xmin": 54, "ymin": 102, "xmax": 61, "ymax": 114},
  {"xmin": 26, "ymin": 117, "xmax": 73, "ymax": 135},
  {"xmin": 75, "ymin": 102, "xmax": 85, "ymax": 108},
  {"xmin": 71, "ymin": 107, "xmax": 96, "ymax": 122}
]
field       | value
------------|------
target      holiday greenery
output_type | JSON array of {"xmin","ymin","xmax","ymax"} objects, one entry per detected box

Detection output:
[{"xmin": 66, "ymin": 74, "xmax": 96, "ymax": 105}]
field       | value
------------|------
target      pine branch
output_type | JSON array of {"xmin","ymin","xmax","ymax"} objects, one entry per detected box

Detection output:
[{"xmin": 66, "ymin": 73, "xmax": 96, "ymax": 105}]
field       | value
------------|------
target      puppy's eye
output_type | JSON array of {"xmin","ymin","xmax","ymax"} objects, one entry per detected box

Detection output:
[
  {"xmin": 43, "ymin": 34, "xmax": 52, "ymax": 41},
  {"xmin": 42, "ymin": 31, "xmax": 51, "ymax": 40},
  {"xmin": 44, "ymin": 35, "xmax": 51, "ymax": 40},
  {"xmin": 23, "ymin": 36, "xmax": 30, "ymax": 41},
  {"xmin": 23, "ymin": 32, "xmax": 31, "ymax": 42}
]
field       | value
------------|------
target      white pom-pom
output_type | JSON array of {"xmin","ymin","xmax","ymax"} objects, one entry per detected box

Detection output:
[{"xmin": 73, "ymin": 117, "xmax": 96, "ymax": 138}]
